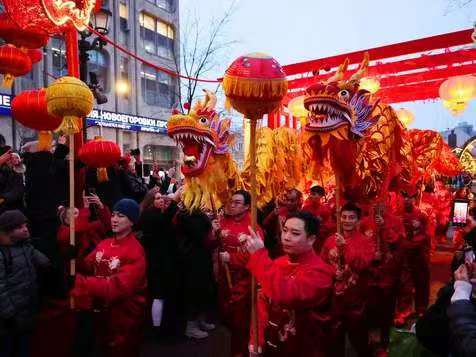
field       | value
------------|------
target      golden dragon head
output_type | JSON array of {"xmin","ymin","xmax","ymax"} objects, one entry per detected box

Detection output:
[
  {"xmin": 303, "ymin": 53, "xmax": 380, "ymax": 145},
  {"xmin": 167, "ymin": 90, "xmax": 233, "ymax": 177}
]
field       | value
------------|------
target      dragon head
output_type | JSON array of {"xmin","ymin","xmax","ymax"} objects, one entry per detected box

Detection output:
[
  {"xmin": 167, "ymin": 90, "xmax": 233, "ymax": 177},
  {"xmin": 303, "ymin": 53, "xmax": 379, "ymax": 145}
]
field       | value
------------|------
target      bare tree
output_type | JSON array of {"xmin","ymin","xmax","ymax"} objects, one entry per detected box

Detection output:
[
  {"xmin": 444, "ymin": 0, "xmax": 474, "ymax": 14},
  {"xmin": 172, "ymin": 0, "xmax": 239, "ymax": 113}
]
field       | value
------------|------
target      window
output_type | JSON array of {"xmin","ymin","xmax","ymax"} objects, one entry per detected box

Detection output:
[
  {"xmin": 146, "ymin": 0, "xmax": 174, "ymax": 11},
  {"xmin": 139, "ymin": 13, "xmax": 175, "ymax": 59},
  {"xmin": 119, "ymin": 1, "xmax": 128, "ymax": 31},
  {"xmin": 140, "ymin": 64, "xmax": 174, "ymax": 107},
  {"xmin": 51, "ymin": 37, "xmax": 67, "ymax": 78},
  {"xmin": 89, "ymin": 50, "xmax": 110, "ymax": 92}
]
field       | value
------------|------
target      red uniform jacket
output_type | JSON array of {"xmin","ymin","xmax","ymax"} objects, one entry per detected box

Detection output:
[
  {"xmin": 360, "ymin": 213, "xmax": 404, "ymax": 288},
  {"xmin": 321, "ymin": 230, "xmax": 375, "ymax": 315},
  {"xmin": 72, "ymin": 233, "xmax": 147, "ymax": 353},
  {"xmin": 302, "ymin": 200, "xmax": 334, "ymax": 250},
  {"xmin": 57, "ymin": 206, "xmax": 111, "ymax": 273},
  {"xmin": 248, "ymin": 249, "xmax": 335, "ymax": 357},
  {"xmin": 219, "ymin": 213, "xmax": 264, "ymax": 304},
  {"xmin": 400, "ymin": 209, "xmax": 431, "ymax": 265}
]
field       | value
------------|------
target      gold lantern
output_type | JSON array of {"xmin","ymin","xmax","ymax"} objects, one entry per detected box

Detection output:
[
  {"xmin": 287, "ymin": 95, "xmax": 308, "ymax": 127},
  {"xmin": 45, "ymin": 76, "xmax": 94, "ymax": 134},
  {"xmin": 439, "ymin": 75, "xmax": 476, "ymax": 116},
  {"xmin": 396, "ymin": 108, "xmax": 415, "ymax": 127},
  {"xmin": 359, "ymin": 77, "xmax": 380, "ymax": 94}
]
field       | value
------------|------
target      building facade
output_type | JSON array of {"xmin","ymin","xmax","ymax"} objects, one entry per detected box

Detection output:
[
  {"xmin": 440, "ymin": 121, "xmax": 476, "ymax": 148},
  {"xmin": 0, "ymin": 0, "xmax": 181, "ymax": 172}
]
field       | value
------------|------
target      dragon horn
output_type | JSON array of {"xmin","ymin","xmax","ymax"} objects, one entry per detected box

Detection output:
[
  {"xmin": 202, "ymin": 89, "xmax": 217, "ymax": 111},
  {"xmin": 350, "ymin": 52, "xmax": 370, "ymax": 81},
  {"xmin": 326, "ymin": 58, "xmax": 349, "ymax": 84}
]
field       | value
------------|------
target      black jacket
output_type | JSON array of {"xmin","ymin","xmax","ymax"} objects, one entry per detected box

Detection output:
[
  {"xmin": 0, "ymin": 164, "xmax": 25, "ymax": 214},
  {"xmin": 0, "ymin": 239, "xmax": 50, "ymax": 336},
  {"xmin": 448, "ymin": 299, "xmax": 476, "ymax": 357}
]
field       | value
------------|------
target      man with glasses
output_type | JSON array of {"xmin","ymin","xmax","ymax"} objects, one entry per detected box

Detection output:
[{"xmin": 218, "ymin": 190, "xmax": 263, "ymax": 357}]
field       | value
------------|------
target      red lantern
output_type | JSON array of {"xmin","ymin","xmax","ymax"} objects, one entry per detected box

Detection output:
[
  {"xmin": 27, "ymin": 49, "xmax": 43, "ymax": 64},
  {"xmin": 79, "ymin": 137, "xmax": 121, "ymax": 182},
  {"xmin": 0, "ymin": 45, "xmax": 32, "ymax": 87},
  {"xmin": 12, "ymin": 88, "xmax": 63, "ymax": 150},
  {"xmin": 223, "ymin": 53, "xmax": 288, "ymax": 120},
  {"xmin": 0, "ymin": 14, "xmax": 49, "ymax": 49},
  {"xmin": 2, "ymin": 0, "xmax": 98, "ymax": 35}
]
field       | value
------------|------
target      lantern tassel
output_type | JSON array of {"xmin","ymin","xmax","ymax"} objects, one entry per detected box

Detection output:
[
  {"xmin": 37, "ymin": 131, "xmax": 53, "ymax": 151},
  {"xmin": 56, "ymin": 116, "xmax": 80, "ymax": 135},
  {"xmin": 97, "ymin": 167, "xmax": 109, "ymax": 182},
  {"xmin": 3, "ymin": 74, "xmax": 14, "ymax": 88},
  {"xmin": 223, "ymin": 75, "xmax": 288, "ymax": 98}
]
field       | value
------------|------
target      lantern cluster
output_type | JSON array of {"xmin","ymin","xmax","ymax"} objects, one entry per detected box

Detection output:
[
  {"xmin": 0, "ymin": 13, "xmax": 48, "ymax": 87},
  {"xmin": 439, "ymin": 75, "xmax": 476, "ymax": 116}
]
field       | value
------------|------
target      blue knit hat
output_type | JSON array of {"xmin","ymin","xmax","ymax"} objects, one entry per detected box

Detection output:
[{"xmin": 113, "ymin": 199, "xmax": 140, "ymax": 224}]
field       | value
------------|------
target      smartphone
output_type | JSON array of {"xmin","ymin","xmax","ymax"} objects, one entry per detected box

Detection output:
[
  {"xmin": 452, "ymin": 199, "xmax": 469, "ymax": 226},
  {"xmin": 87, "ymin": 187, "xmax": 96, "ymax": 196}
]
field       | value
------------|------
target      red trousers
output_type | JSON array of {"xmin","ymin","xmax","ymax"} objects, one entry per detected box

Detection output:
[
  {"xmin": 223, "ymin": 294, "xmax": 251, "ymax": 356},
  {"xmin": 397, "ymin": 261, "xmax": 430, "ymax": 317}
]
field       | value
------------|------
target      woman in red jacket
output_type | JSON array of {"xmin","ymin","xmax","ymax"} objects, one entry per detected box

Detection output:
[{"xmin": 71, "ymin": 198, "xmax": 147, "ymax": 357}]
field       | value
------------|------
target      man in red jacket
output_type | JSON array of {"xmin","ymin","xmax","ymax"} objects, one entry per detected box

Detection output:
[
  {"xmin": 321, "ymin": 202, "xmax": 375, "ymax": 357},
  {"xmin": 360, "ymin": 203, "xmax": 404, "ymax": 356},
  {"xmin": 395, "ymin": 190, "xmax": 431, "ymax": 325},
  {"xmin": 218, "ymin": 190, "xmax": 263, "ymax": 357},
  {"xmin": 245, "ymin": 211, "xmax": 335, "ymax": 356},
  {"xmin": 71, "ymin": 198, "xmax": 146, "ymax": 357},
  {"xmin": 302, "ymin": 186, "xmax": 333, "ymax": 250}
]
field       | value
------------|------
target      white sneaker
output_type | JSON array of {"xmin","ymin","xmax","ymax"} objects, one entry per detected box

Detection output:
[
  {"xmin": 199, "ymin": 320, "xmax": 216, "ymax": 331},
  {"xmin": 185, "ymin": 320, "xmax": 209, "ymax": 339}
]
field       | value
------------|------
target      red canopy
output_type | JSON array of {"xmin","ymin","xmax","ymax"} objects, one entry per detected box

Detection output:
[{"xmin": 283, "ymin": 28, "xmax": 476, "ymax": 104}]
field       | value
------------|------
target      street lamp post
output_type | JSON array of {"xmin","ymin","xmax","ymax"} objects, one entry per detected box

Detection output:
[{"xmin": 78, "ymin": 7, "xmax": 112, "ymax": 141}]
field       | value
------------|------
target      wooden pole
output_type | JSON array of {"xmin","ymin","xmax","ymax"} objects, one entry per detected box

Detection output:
[
  {"xmin": 335, "ymin": 174, "xmax": 345, "ymax": 271},
  {"xmin": 68, "ymin": 134, "xmax": 75, "ymax": 308},
  {"xmin": 249, "ymin": 119, "xmax": 259, "ymax": 353}
]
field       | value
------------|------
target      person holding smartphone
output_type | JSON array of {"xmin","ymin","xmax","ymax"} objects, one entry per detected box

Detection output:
[{"xmin": 0, "ymin": 145, "xmax": 24, "ymax": 215}]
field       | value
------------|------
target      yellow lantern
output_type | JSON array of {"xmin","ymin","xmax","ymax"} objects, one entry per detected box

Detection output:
[
  {"xmin": 359, "ymin": 77, "xmax": 380, "ymax": 94},
  {"xmin": 443, "ymin": 99, "xmax": 468, "ymax": 116},
  {"xmin": 396, "ymin": 108, "xmax": 415, "ymax": 127},
  {"xmin": 46, "ymin": 76, "xmax": 94, "ymax": 134},
  {"xmin": 287, "ymin": 95, "xmax": 308, "ymax": 127},
  {"xmin": 439, "ymin": 75, "xmax": 476, "ymax": 115}
]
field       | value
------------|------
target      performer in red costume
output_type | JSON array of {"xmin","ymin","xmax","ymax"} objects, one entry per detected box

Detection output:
[
  {"xmin": 218, "ymin": 190, "xmax": 264, "ymax": 357},
  {"xmin": 245, "ymin": 211, "xmax": 335, "ymax": 356},
  {"xmin": 395, "ymin": 189, "xmax": 431, "ymax": 326},
  {"xmin": 321, "ymin": 202, "xmax": 375, "ymax": 357},
  {"xmin": 360, "ymin": 202, "xmax": 404, "ymax": 356},
  {"xmin": 71, "ymin": 199, "xmax": 147, "ymax": 357},
  {"xmin": 302, "ymin": 186, "xmax": 333, "ymax": 250}
]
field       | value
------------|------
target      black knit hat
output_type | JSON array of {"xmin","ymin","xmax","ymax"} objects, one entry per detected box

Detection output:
[{"xmin": 0, "ymin": 210, "xmax": 28, "ymax": 232}]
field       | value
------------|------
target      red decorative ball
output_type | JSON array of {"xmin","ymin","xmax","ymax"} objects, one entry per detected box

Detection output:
[
  {"xmin": 27, "ymin": 49, "xmax": 43, "ymax": 64},
  {"xmin": 0, "ymin": 45, "xmax": 32, "ymax": 83},
  {"xmin": 79, "ymin": 137, "xmax": 122, "ymax": 168},
  {"xmin": 183, "ymin": 102, "xmax": 190, "ymax": 110},
  {"xmin": 223, "ymin": 53, "xmax": 288, "ymax": 120},
  {"xmin": 0, "ymin": 13, "xmax": 49, "ymax": 49},
  {"xmin": 12, "ymin": 89, "xmax": 63, "ymax": 131}
]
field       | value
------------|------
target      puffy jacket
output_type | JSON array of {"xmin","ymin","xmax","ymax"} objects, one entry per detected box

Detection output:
[
  {"xmin": 448, "ymin": 299, "xmax": 476, "ymax": 357},
  {"xmin": 0, "ymin": 239, "xmax": 50, "ymax": 336},
  {"xmin": 0, "ymin": 165, "xmax": 25, "ymax": 214}
]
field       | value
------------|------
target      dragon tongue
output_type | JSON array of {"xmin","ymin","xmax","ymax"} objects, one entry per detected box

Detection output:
[{"xmin": 182, "ymin": 141, "xmax": 201, "ymax": 158}]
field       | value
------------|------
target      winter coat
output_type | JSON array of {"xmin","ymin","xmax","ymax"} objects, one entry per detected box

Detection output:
[
  {"xmin": 85, "ymin": 167, "xmax": 124, "ymax": 210},
  {"xmin": 0, "ymin": 164, "xmax": 25, "ymax": 214},
  {"xmin": 448, "ymin": 298, "xmax": 476, "ymax": 357},
  {"xmin": 119, "ymin": 170, "xmax": 147, "ymax": 203},
  {"xmin": 0, "ymin": 239, "xmax": 50, "ymax": 336}
]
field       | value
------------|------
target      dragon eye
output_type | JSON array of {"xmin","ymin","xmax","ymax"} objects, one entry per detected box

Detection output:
[
  {"xmin": 199, "ymin": 117, "xmax": 209, "ymax": 125},
  {"xmin": 338, "ymin": 90, "xmax": 350, "ymax": 99}
]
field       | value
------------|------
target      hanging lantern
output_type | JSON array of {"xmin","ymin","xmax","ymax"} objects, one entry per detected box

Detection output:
[
  {"xmin": 46, "ymin": 76, "xmax": 94, "ymax": 135},
  {"xmin": 0, "ymin": 13, "xmax": 49, "ymax": 49},
  {"xmin": 443, "ymin": 99, "xmax": 467, "ymax": 116},
  {"xmin": 287, "ymin": 95, "xmax": 308, "ymax": 127},
  {"xmin": 12, "ymin": 88, "xmax": 63, "ymax": 150},
  {"xmin": 0, "ymin": 45, "xmax": 32, "ymax": 87},
  {"xmin": 2, "ymin": 0, "xmax": 98, "ymax": 35},
  {"xmin": 223, "ymin": 53, "xmax": 288, "ymax": 120},
  {"xmin": 359, "ymin": 77, "xmax": 380, "ymax": 94},
  {"xmin": 27, "ymin": 49, "xmax": 43, "ymax": 65},
  {"xmin": 439, "ymin": 75, "xmax": 476, "ymax": 115},
  {"xmin": 397, "ymin": 108, "xmax": 415, "ymax": 127},
  {"xmin": 78, "ymin": 136, "xmax": 121, "ymax": 182}
]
